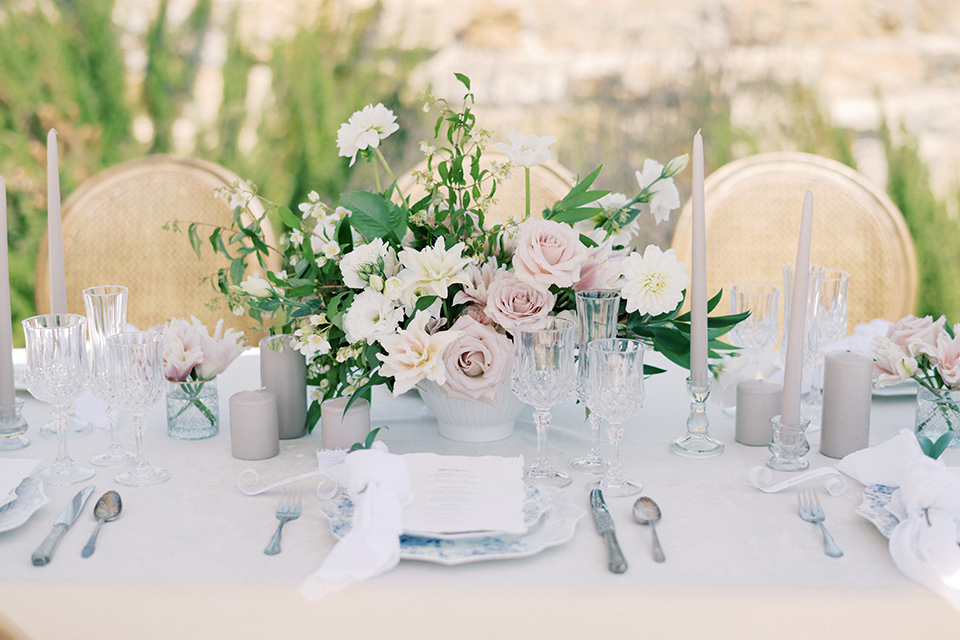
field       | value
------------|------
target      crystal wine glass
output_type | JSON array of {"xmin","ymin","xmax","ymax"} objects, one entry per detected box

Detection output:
[
  {"xmin": 108, "ymin": 331, "xmax": 170, "ymax": 486},
  {"xmin": 728, "ymin": 283, "xmax": 780, "ymax": 356},
  {"xmin": 584, "ymin": 338, "xmax": 645, "ymax": 497},
  {"xmin": 805, "ymin": 268, "xmax": 850, "ymax": 413},
  {"xmin": 22, "ymin": 314, "xmax": 94, "ymax": 485},
  {"xmin": 512, "ymin": 317, "xmax": 577, "ymax": 488},
  {"xmin": 83, "ymin": 285, "xmax": 134, "ymax": 467},
  {"xmin": 571, "ymin": 290, "xmax": 621, "ymax": 474}
]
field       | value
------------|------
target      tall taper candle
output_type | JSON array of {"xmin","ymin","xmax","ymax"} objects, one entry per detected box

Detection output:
[
  {"xmin": 47, "ymin": 129, "xmax": 67, "ymax": 314},
  {"xmin": 780, "ymin": 191, "xmax": 814, "ymax": 425},
  {"xmin": 0, "ymin": 178, "xmax": 14, "ymax": 406},
  {"xmin": 690, "ymin": 131, "xmax": 708, "ymax": 384}
]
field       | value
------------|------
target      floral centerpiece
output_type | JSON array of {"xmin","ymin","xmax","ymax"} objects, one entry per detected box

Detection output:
[
  {"xmin": 872, "ymin": 314, "xmax": 960, "ymax": 456},
  {"xmin": 187, "ymin": 74, "xmax": 742, "ymax": 433},
  {"xmin": 159, "ymin": 316, "xmax": 246, "ymax": 439}
]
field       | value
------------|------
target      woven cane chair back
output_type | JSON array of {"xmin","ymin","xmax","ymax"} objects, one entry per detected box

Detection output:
[
  {"xmin": 35, "ymin": 155, "xmax": 278, "ymax": 338},
  {"xmin": 395, "ymin": 151, "xmax": 576, "ymax": 223},
  {"xmin": 669, "ymin": 152, "xmax": 918, "ymax": 330}
]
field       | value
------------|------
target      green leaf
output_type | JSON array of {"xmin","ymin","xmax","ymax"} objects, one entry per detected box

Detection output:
[
  {"xmin": 414, "ymin": 295, "xmax": 439, "ymax": 313},
  {"xmin": 277, "ymin": 205, "xmax": 301, "ymax": 230},
  {"xmin": 341, "ymin": 191, "xmax": 407, "ymax": 244},
  {"xmin": 305, "ymin": 400, "xmax": 321, "ymax": 434},
  {"xmin": 454, "ymin": 72, "xmax": 471, "ymax": 90},
  {"xmin": 920, "ymin": 432, "xmax": 954, "ymax": 459},
  {"xmin": 188, "ymin": 223, "xmax": 202, "ymax": 259}
]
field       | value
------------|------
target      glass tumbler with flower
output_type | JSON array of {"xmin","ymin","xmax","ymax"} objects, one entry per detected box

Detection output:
[
  {"xmin": 584, "ymin": 338, "xmax": 645, "ymax": 497},
  {"xmin": 512, "ymin": 317, "xmax": 577, "ymax": 488}
]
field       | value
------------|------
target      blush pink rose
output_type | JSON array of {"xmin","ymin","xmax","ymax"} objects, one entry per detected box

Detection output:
[
  {"xmin": 512, "ymin": 219, "xmax": 588, "ymax": 289},
  {"xmin": 887, "ymin": 315, "xmax": 947, "ymax": 361},
  {"xmin": 484, "ymin": 272, "xmax": 556, "ymax": 331},
  {"xmin": 441, "ymin": 316, "xmax": 515, "ymax": 406},
  {"xmin": 936, "ymin": 330, "xmax": 960, "ymax": 390}
]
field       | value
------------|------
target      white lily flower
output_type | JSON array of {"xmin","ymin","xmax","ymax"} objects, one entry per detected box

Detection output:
[
  {"xmin": 494, "ymin": 130, "xmax": 557, "ymax": 168},
  {"xmin": 397, "ymin": 237, "xmax": 472, "ymax": 307}
]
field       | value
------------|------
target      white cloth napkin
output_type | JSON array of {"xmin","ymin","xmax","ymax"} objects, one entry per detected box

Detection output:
[
  {"xmin": 299, "ymin": 443, "xmax": 413, "ymax": 601},
  {"xmin": 837, "ymin": 429, "xmax": 960, "ymax": 610},
  {"xmin": 0, "ymin": 459, "xmax": 41, "ymax": 508}
]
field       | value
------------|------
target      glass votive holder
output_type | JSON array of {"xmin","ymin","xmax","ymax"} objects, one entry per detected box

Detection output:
[
  {"xmin": 0, "ymin": 398, "xmax": 29, "ymax": 450},
  {"xmin": 767, "ymin": 414, "xmax": 811, "ymax": 471}
]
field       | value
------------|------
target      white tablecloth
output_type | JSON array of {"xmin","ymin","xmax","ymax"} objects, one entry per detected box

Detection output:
[{"xmin": 1, "ymin": 350, "xmax": 958, "ymax": 639}]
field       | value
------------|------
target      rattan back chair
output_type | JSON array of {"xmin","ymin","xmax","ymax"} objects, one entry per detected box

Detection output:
[
  {"xmin": 35, "ymin": 155, "xmax": 278, "ymax": 338},
  {"xmin": 395, "ymin": 150, "xmax": 576, "ymax": 223},
  {"xmin": 669, "ymin": 152, "xmax": 918, "ymax": 330}
]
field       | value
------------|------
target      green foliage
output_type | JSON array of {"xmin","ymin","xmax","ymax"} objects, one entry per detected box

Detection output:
[
  {"xmin": 880, "ymin": 121, "xmax": 960, "ymax": 320},
  {"xmin": 0, "ymin": 0, "xmax": 134, "ymax": 346},
  {"xmin": 348, "ymin": 426, "xmax": 388, "ymax": 452},
  {"xmin": 917, "ymin": 432, "xmax": 953, "ymax": 460}
]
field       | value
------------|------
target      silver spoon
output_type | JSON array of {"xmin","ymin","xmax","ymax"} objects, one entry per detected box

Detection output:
[
  {"xmin": 632, "ymin": 496, "xmax": 665, "ymax": 562},
  {"xmin": 81, "ymin": 491, "xmax": 122, "ymax": 558}
]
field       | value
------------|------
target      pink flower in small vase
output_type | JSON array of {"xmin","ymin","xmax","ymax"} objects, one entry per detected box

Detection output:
[
  {"xmin": 886, "ymin": 315, "xmax": 948, "ymax": 361},
  {"xmin": 935, "ymin": 329, "xmax": 960, "ymax": 390}
]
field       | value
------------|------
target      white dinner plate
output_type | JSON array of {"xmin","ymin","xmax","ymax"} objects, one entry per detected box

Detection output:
[
  {"xmin": 322, "ymin": 486, "xmax": 585, "ymax": 565},
  {"xmin": 0, "ymin": 477, "xmax": 50, "ymax": 533}
]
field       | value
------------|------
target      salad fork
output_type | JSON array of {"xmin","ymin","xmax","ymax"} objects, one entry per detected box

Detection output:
[
  {"xmin": 264, "ymin": 487, "xmax": 302, "ymax": 556},
  {"xmin": 797, "ymin": 489, "xmax": 843, "ymax": 558}
]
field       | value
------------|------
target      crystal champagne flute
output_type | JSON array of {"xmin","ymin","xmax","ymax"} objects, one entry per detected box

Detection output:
[
  {"xmin": 571, "ymin": 290, "xmax": 621, "ymax": 473},
  {"xmin": 83, "ymin": 285, "xmax": 134, "ymax": 467},
  {"xmin": 512, "ymin": 317, "xmax": 577, "ymax": 488},
  {"xmin": 22, "ymin": 314, "xmax": 94, "ymax": 485}
]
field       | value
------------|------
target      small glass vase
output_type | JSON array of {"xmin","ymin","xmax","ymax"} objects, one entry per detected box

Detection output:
[
  {"xmin": 166, "ymin": 378, "xmax": 220, "ymax": 440},
  {"xmin": 915, "ymin": 385, "xmax": 960, "ymax": 448}
]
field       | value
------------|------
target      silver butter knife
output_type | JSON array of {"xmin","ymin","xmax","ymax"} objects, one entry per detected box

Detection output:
[
  {"xmin": 590, "ymin": 488, "xmax": 627, "ymax": 573},
  {"xmin": 32, "ymin": 484, "xmax": 95, "ymax": 566}
]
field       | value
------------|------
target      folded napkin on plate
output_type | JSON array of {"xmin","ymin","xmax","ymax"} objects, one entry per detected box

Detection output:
[
  {"xmin": 0, "ymin": 459, "xmax": 41, "ymax": 508},
  {"xmin": 299, "ymin": 442, "xmax": 412, "ymax": 601},
  {"xmin": 837, "ymin": 430, "xmax": 960, "ymax": 610}
]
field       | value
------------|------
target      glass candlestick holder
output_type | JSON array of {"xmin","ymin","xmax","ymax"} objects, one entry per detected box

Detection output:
[
  {"xmin": 767, "ymin": 414, "xmax": 811, "ymax": 471},
  {"xmin": 0, "ymin": 398, "xmax": 29, "ymax": 450},
  {"xmin": 671, "ymin": 377, "xmax": 724, "ymax": 457}
]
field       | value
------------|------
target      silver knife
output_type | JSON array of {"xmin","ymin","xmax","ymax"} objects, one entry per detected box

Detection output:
[
  {"xmin": 32, "ymin": 484, "xmax": 95, "ymax": 566},
  {"xmin": 590, "ymin": 488, "xmax": 627, "ymax": 573}
]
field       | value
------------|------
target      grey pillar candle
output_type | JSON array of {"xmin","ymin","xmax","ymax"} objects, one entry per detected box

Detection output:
[
  {"xmin": 229, "ymin": 389, "xmax": 279, "ymax": 460},
  {"xmin": 820, "ymin": 350, "xmax": 873, "ymax": 459},
  {"xmin": 735, "ymin": 379, "xmax": 782, "ymax": 446},
  {"xmin": 259, "ymin": 335, "xmax": 307, "ymax": 439},
  {"xmin": 321, "ymin": 397, "xmax": 370, "ymax": 450}
]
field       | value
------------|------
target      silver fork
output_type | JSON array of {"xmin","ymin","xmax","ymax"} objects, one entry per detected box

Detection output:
[
  {"xmin": 264, "ymin": 487, "xmax": 302, "ymax": 556},
  {"xmin": 798, "ymin": 490, "xmax": 843, "ymax": 558}
]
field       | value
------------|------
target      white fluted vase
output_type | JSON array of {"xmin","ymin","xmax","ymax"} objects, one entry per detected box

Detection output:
[{"xmin": 417, "ymin": 379, "xmax": 525, "ymax": 442}]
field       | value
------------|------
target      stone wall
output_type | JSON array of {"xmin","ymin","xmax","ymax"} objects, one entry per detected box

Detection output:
[{"xmin": 113, "ymin": 0, "xmax": 960, "ymax": 206}]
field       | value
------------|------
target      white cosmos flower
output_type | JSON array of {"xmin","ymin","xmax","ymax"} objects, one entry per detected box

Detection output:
[
  {"xmin": 336, "ymin": 103, "xmax": 400, "ymax": 166},
  {"xmin": 377, "ymin": 311, "xmax": 462, "ymax": 396},
  {"xmin": 635, "ymin": 159, "xmax": 681, "ymax": 225},
  {"xmin": 342, "ymin": 289, "xmax": 405, "ymax": 344},
  {"xmin": 619, "ymin": 245, "xmax": 689, "ymax": 316},
  {"xmin": 494, "ymin": 130, "xmax": 557, "ymax": 168},
  {"xmin": 339, "ymin": 238, "xmax": 400, "ymax": 290},
  {"xmin": 397, "ymin": 237, "xmax": 472, "ymax": 308}
]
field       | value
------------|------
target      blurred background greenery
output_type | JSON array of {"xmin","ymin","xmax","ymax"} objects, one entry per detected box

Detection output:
[{"xmin": 2, "ymin": 0, "xmax": 959, "ymax": 346}]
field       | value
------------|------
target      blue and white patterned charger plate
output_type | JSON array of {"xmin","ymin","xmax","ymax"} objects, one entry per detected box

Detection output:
[
  {"xmin": 0, "ymin": 477, "xmax": 50, "ymax": 533},
  {"xmin": 321, "ymin": 485, "xmax": 585, "ymax": 565},
  {"xmin": 855, "ymin": 484, "xmax": 899, "ymax": 538}
]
